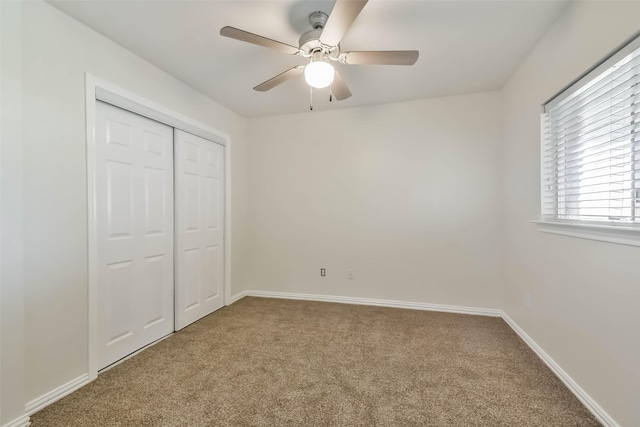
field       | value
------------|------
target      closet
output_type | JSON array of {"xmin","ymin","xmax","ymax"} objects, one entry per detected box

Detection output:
[{"xmin": 94, "ymin": 100, "xmax": 225, "ymax": 370}]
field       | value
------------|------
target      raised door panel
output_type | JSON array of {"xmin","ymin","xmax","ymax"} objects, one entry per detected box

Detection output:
[
  {"xmin": 106, "ymin": 161, "xmax": 133, "ymax": 239},
  {"xmin": 184, "ymin": 173, "xmax": 200, "ymax": 233},
  {"xmin": 142, "ymin": 254, "xmax": 166, "ymax": 329},
  {"xmin": 204, "ymin": 245, "xmax": 221, "ymax": 301},
  {"xmin": 205, "ymin": 177, "xmax": 221, "ymax": 231},
  {"xmin": 184, "ymin": 248, "xmax": 201, "ymax": 311},
  {"xmin": 105, "ymin": 260, "xmax": 134, "ymax": 345},
  {"xmin": 143, "ymin": 167, "xmax": 166, "ymax": 236}
]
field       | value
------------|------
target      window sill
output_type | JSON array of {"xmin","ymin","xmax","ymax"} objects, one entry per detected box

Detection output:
[{"xmin": 532, "ymin": 220, "xmax": 640, "ymax": 247}]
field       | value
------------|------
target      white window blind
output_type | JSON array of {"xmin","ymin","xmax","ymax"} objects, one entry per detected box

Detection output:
[{"xmin": 542, "ymin": 35, "xmax": 640, "ymax": 225}]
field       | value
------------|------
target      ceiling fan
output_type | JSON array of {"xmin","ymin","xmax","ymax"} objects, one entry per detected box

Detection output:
[{"xmin": 220, "ymin": 0, "xmax": 419, "ymax": 107}]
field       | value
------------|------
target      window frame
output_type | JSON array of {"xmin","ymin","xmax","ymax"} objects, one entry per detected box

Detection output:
[{"xmin": 537, "ymin": 30, "xmax": 640, "ymax": 246}]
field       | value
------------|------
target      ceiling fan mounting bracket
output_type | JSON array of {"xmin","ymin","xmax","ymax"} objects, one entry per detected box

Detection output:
[{"xmin": 309, "ymin": 11, "xmax": 328, "ymax": 30}]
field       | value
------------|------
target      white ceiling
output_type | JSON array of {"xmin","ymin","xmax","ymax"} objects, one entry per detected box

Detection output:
[{"xmin": 48, "ymin": 0, "xmax": 568, "ymax": 117}]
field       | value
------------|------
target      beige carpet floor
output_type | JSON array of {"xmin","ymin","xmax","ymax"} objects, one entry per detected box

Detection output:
[{"xmin": 32, "ymin": 297, "xmax": 599, "ymax": 426}]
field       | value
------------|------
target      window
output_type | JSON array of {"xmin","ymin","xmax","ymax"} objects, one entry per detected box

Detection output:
[{"xmin": 541, "ymin": 35, "xmax": 640, "ymax": 226}]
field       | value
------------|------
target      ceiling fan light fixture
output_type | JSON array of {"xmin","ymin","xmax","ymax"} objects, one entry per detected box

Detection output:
[{"xmin": 304, "ymin": 60, "xmax": 334, "ymax": 89}]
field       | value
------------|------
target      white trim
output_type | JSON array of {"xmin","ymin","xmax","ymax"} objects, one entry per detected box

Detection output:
[
  {"xmin": 85, "ymin": 74, "xmax": 98, "ymax": 381},
  {"xmin": 24, "ymin": 334, "xmax": 171, "ymax": 416},
  {"xmin": 94, "ymin": 85, "xmax": 228, "ymax": 145},
  {"xmin": 501, "ymin": 313, "xmax": 619, "ymax": 427},
  {"xmin": 532, "ymin": 219, "xmax": 640, "ymax": 247},
  {"xmin": 85, "ymin": 73, "xmax": 232, "ymax": 381},
  {"xmin": 24, "ymin": 374, "xmax": 89, "ymax": 416},
  {"xmin": 543, "ymin": 29, "xmax": 640, "ymax": 111},
  {"xmin": 223, "ymin": 135, "xmax": 232, "ymax": 308},
  {"xmin": 227, "ymin": 290, "xmax": 248, "ymax": 306},
  {"xmin": 237, "ymin": 290, "xmax": 502, "ymax": 317},
  {"xmin": 1, "ymin": 416, "xmax": 30, "ymax": 427}
]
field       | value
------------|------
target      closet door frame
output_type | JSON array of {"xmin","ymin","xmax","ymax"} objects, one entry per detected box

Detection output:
[{"xmin": 85, "ymin": 74, "xmax": 232, "ymax": 381}]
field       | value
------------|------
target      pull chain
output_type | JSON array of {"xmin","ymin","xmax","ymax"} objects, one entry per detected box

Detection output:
[
  {"xmin": 329, "ymin": 83, "xmax": 333, "ymax": 102},
  {"xmin": 310, "ymin": 86, "xmax": 313, "ymax": 111}
]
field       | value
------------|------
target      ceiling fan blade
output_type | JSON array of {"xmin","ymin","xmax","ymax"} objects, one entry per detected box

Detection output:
[
  {"xmin": 343, "ymin": 50, "xmax": 419, "ymax": 65},
  {"xmin": 319, "ymin": 0, "xmax": 369, "ymax": 47},
  {"xmin": 254, "ymin": 66, "xmax": 305, "ymax": 92},
  {"xmin": 220, "ymin": 26, "xmax": 300, "ymax": 55},
  {"xmin": 332, "ymin": 70, "xmax": 351, "ymax": 100}
]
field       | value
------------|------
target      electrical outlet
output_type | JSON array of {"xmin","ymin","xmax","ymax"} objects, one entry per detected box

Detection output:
[
  {"xmin": 320, "ymin": 268, "xmax": 326, "ymax": 277},
  {"xmin": 347, "ymin": 269, "xmax": 355, "ymax": 280}
]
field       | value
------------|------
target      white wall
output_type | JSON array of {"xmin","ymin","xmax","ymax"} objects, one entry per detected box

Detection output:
[
  {"xmin": 15, "ymin": 0, "xmax": 249, "ymax": 408},
  {"xmin": 501, "ymin": 2, "xmax": 640, "ymax": 426},
  {"xmin": 1, "ymin": 1, "xmax": 27, "ymax": 425},
  {"xmin": 247, "ymin": 92, "xmax": 503, "ymax": 309}
]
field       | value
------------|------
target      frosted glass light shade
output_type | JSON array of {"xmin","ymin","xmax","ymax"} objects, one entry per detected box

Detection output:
[{"xmin": 304, "ymin": 61, "xmax": 335, "ymax": 89}]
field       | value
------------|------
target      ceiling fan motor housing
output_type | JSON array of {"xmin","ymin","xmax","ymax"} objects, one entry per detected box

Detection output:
[{"xmin": 298, "ymin": 29, "xmax": 323, "ymax": 53}]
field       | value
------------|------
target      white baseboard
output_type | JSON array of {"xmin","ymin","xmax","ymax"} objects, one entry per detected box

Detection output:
[
  {"xmin": 1, "ymin": 415, "xmax": 30, "ymax": 427},
  {"xmin": 25, "ymin": 373, "xmax": 89, "ymax": 416},
  {"xmin": 236, "ymin": 290, "xmax": 502, "ymax": 317},
  {"xmin": 227, "ymin": 290, "xmax": 248, "ymax": 305},
  {"xmin": 501, "ymin": 313, "xmax": 618, "ymax": 427}
]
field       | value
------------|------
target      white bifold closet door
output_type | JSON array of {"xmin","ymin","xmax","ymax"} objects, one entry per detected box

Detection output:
[
  {"xmin": 174, "ymin": 129, "xmax": 225, "ymax": 330},
  {"xmin": 95, "ymin": 101, "xmax": 174, "ymax": 370}
]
